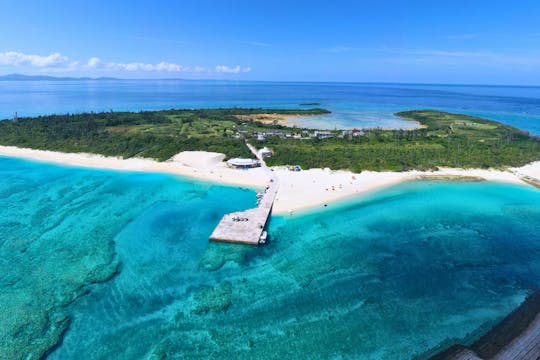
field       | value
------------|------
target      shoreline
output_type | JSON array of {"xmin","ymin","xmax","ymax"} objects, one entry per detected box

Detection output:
[
  {"xmin": 0, "ymin": 145, "xmax": 538, "ymax": 214},
  {"xmin": 233, "ymin": 113, "xmax": 315, "ymax": 129},
  {"xmin": 271, "ymin": 165, "xmax": 538, "ymax": 214},
  {"xmin": 234, "ymin": 112, "xmax": 425, "ymax": 130},
  {"xmin": 0, "ymin": 146, "xmax": 271, "ymax": 188}
]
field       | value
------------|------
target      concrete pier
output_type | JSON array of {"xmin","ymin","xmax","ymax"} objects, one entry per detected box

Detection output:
[
  {"xmin": 209, "ymin": 178, "xmax": 278, "ymax": 244},
  {"xmin": 209, "ymin": 143, "xmax": 278, "ymax": 245}
]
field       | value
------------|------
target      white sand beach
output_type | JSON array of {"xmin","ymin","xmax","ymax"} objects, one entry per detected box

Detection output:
[
  {"xmin": 272, "ymin": 166, "xmax": 537, "ymax": 214},
  {"xmin": 0, "ymin": 146, "xmax": 271, "ymax": 188},
  {"xmin": 0, "ymin": 145, "xmax": 538, "ymax": 214}
]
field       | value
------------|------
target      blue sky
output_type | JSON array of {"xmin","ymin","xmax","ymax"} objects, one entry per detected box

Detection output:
[{"xmin": 1, "ymin": 0, "xmax": 540, "ymax": 84}]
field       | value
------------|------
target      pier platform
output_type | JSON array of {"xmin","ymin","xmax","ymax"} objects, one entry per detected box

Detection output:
[
  {"xmin": 210, "ymin": 143, "xmax": 279, "ymax": 245},
  {"xmin": 209, "ymin": 178, "xmax": 278, "ymax": 245}
]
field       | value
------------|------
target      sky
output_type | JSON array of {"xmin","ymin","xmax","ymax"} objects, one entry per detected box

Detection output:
[{"xmin": 1, "ymin": 0, "xmax": 540, "ymax": 84}]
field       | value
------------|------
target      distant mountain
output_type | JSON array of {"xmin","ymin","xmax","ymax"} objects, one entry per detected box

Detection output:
[{"xmin": 0, "ymin": 73, "xmax": 119, "ymax": 81}]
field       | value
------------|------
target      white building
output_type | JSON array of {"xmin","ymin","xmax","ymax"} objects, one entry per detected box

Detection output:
[
  {"xmin": 312, "ymin": 131, "xmax": 333, "ymax": 139},
  {"xmin": 227, "ymin": 158, "xmax": 261, "ymax": 169}
]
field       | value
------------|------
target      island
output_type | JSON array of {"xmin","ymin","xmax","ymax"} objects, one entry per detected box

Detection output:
[
  {"xmin": 0, "ymin": 108, "xmax": 538, "ymax": 169},
  {"xmin": 0, "ymin": 108, "xmax": 538, "ymax": 214}
]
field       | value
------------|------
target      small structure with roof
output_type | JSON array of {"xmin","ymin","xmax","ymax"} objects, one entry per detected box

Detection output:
[
  {"xmin": 227, "ymin": 158, "xmax": 261, "ymax": 169},
  {"xmin": 312, "ymin": 130, "xmax": 333, "ymax": 139},
  {"xmin": 342, "ymin": 128, "xmax": 365, "ymax": 138},
  {"xmin": 259, "ymin": 147, "xmax": 272, "ymax": 158}
]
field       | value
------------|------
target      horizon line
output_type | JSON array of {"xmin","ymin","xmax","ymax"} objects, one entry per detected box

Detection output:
[{"xmin": 1, "ymin": 72, "xmax": 540, "ymax": 88}]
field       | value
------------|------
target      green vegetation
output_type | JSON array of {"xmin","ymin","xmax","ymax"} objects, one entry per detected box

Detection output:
[
  {"xmin": 0, "ymin": 108, "xmax": 325, "ymax": 161},
  {"xmin": 264, "ymin": 110, "xmax": 540, "ymax": 171},
  {"xmin": 0, "ymin": 109, "xmax": 538, "ymax": 171}
]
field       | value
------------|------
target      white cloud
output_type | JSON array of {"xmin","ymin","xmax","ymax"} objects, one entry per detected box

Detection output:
[
  {"xmin": 106, "ymin": 61, "xmax": 188, "ymax": 72},
  {"xmin": 87, "ymin": 57, "xmax": 103, "ymax": 68},
  {"xmin": 192, "ymin": 66, "xmax": 206, "ymax": 73},
  {"xmin": 0, "ymin": 51, "xmax": 72, "ymax": 68},
  {"xmin": 215, "ymin": 65, "xmax": 251, "ymax": 74},
  {"xmin": 0, "ymin": 50, "xmax": 252, "ymax": 76}
]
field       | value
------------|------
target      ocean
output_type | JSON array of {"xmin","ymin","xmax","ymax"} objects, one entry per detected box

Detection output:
[
  {"xmin": 1, "ymin": 80, "xmax": 540, "ymax": 135},
  {"xmin": 0, "ymin": 80, "xmax": 539, "ymax": 359}
]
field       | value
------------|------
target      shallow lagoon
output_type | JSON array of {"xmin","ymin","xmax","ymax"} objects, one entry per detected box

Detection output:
[
  {"xmin": 1, "ymin": 156, "xmax": 540, "ymax": 359},
  {"xmin": 1, "ymin": 80, "xmax": 540, "ymax": 135}
]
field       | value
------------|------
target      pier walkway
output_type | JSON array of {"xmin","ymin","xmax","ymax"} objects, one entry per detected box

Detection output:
[{"xmin": 209, "ymin": 143, "xmax": 278, "ymax": 245}]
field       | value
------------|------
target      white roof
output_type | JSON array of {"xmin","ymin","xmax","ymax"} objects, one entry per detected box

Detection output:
[{"xmin": 227, "ymin": 158, "xmax": 260, "ymax": 166}]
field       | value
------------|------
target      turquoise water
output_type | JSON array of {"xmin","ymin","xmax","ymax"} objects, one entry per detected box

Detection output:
[
  {"xmin": 2, "ymin": 156, "xmax": 539, "ymax": 358},
  {"xmin": 0, "ymin": 156, "xmax": 256, "ymax": 358},
  {"xmin": 1, "ymin": 80, "xmax": 540, "ymax": 135}
]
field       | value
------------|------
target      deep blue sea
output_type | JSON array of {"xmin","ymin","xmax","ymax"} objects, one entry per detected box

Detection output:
[
  {"xmin": 0, "ymin": 80, "xmax": 540, "ymax": 359},
  {"xmin": 1, "ymin": 80, "xmax": 540, "ymax": 135}
]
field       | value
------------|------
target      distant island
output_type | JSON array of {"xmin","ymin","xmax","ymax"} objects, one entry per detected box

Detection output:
[
  {"xmin": 0, "ymin": 73, "xmax": 119, "ymax": 81},
  {"xmin": 0, "ymin": 108, "xmax": 538, "ymax": 172}
]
